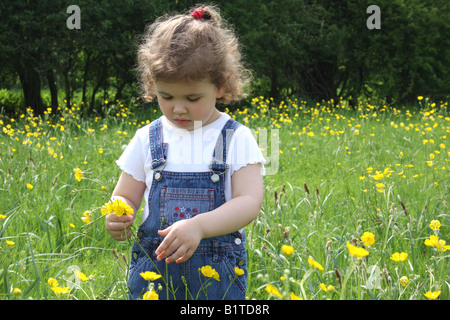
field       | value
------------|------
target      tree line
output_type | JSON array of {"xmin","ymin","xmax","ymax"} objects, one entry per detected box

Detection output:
[{"xmin": 0, "ymin": 0, "xmax": 448, "ymax": 114}]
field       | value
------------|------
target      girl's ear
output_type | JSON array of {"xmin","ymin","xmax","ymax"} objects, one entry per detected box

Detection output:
[
  {"xmin": 216, "ymin": 84, "xmax": 226, "ymax": 99},
  {"xmin": 216, "ymin": 73, "xmax": 230, "ymax": 99}
]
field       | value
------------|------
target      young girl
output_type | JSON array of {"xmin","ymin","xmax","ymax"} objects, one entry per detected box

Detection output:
[{"xmin": 105, "ymin": 5, "xmax": 265, "ymax": 300}]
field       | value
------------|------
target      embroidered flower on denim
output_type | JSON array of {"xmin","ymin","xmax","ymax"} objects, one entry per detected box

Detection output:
[{"xmin": 172, "ymin": 207, "xmax": 198, "ymax": 219}]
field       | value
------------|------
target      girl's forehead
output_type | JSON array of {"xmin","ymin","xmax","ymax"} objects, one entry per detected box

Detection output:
[{"xmin": 155, "ymin": 79, "xmax": 216, "ymax": 94}]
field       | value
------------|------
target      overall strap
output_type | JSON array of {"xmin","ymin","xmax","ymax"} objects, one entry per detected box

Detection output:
[
  {"xmin": 210, "ymin": 118, "xmax": 242, "ymax": 173},
  {"xmin": 148, "ymin": 118, "xmax": 168, "ymax": 170}
]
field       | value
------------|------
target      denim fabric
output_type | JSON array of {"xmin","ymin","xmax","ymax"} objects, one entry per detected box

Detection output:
[{"xmin": 128, "ymin": 118, "xmax": 248, "ymax": 300}]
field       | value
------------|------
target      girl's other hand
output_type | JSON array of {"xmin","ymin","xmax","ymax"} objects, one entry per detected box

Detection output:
[{"xmin": 156, "ymin": 218, "xmax": 203, "ymax": 264}]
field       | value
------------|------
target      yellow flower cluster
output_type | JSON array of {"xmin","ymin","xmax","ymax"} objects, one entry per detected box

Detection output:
[
  {"xmin": 274, "ymin": 236, "xmax": 412, "ymax": 299},
  {"xmin": 424, "ymin": 235, "xmax": 450, "ymax": 252},
  {"xmin": 365, "ymin": 166, "xmax": 393, "ymax": 193},
  {"xmin": 348, "ymin": 231, "xmax": 410, "ymax": 263},
  {"xmin": 101, "ymin": 199, "xmax": 134, "ymax": 217},
  {"xmin": 424, "ymin": 219, "xmax": 449, "ymax": 252},
  {"xmin": 320, "ymin": 283, "xmax": 336, "ymax": 293},
  {"xmin": 139, "ymin": 271, "xmax": 161, "ymax": 300},
  {"xmin": 47, "ymin": 270, "xmax": 92, "ymax": 297},
  {"xmin": 79, "ymin": 194, "xmax": 134, "ymax": 226},
  {"xmin": 136, "ymin": 266, "xmax": 245, "ymax": 300}
]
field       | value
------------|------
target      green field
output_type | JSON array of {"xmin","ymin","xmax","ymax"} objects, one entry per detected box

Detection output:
[{"xmin": 1, "ymin": 96, "xmax": 449, "ymax": 300}]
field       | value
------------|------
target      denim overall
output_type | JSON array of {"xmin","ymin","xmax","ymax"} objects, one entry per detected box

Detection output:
[{"xmin": 128, "ymin": 118, "xmax": 247, "ymax": 300}]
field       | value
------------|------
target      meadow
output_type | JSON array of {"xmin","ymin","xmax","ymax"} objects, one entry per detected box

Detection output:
[{"xmin": 0, "ymin": 95, "xmax": 449, "ymax": 300}]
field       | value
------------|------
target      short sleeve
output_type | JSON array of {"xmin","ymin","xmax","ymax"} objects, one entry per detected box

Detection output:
[
  {"xmin": 115, "ymin": 126, "xmax": 149, "ymax": 183},
  {"xmin": 228, "ymin": 126, "xmax": 266, "ymax": 176}
]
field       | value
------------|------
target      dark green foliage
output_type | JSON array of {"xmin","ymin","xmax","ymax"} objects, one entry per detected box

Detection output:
[{"xmin": 0, "ymin": 0, "xmax": 448, "ymax": 113}]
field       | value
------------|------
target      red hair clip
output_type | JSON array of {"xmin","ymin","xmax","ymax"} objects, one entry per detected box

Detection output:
[{"xmin": 191, "ymin": 8, "xmax": 205, "ymax": 19}]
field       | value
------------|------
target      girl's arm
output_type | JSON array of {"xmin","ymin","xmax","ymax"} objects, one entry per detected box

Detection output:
[
  {"xmin": 156, "ymin": 163, "xmax": 263, "ymax": 263},
  {"xmin": 105, "ymin": 172, "xmax": 146, "ymax": 241}
]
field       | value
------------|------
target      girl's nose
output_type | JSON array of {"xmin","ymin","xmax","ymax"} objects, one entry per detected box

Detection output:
[{"xmin": 173, "ymin": 101, "xmax": 187, "ymax": 114}]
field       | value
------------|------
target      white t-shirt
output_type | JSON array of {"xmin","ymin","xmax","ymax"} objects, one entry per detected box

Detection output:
[{"xmin": 116, "ymin": 112, "xmax": 266, "ymax": 221}]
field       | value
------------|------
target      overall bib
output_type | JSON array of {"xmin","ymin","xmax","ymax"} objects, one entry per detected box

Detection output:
[{"xmin": 128, "ymin": 118, "xmax": 247, "ymax": 300}]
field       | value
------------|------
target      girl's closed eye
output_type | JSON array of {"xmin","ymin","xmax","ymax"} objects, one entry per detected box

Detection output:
[
  {"xmin": 159, "ymin": 95, "xmax": 199, "ymax": 102},
  {"xmin": 187, "ymin": 96, "xmax": 200, "ymax": 102}
]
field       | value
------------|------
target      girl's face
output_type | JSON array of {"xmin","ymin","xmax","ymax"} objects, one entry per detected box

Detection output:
[{"xmin": 154, "ymin": 79, "xmax": 225, "ymax": 130}]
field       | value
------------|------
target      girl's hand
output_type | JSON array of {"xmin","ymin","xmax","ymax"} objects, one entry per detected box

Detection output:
[
  {"xmin": 105, "ymin": 213, "xmax": 134, "ymax": 241},
  {"xmin": 156, "ymin": 218, "xmax": 203, "ymax": 264}
]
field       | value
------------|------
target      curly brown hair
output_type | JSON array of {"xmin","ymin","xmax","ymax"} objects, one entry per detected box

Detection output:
[{"xmin": 137, "ymin": 4, "xmax": 252, "ymax": 104}]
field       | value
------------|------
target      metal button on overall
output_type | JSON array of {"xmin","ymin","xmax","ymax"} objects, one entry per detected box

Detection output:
[{"xmin": 210, "ymin": 173, "xmax": 220, "ymax": 183}]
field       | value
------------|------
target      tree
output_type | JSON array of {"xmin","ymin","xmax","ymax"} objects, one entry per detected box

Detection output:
[{"xmin": 0, "ymin": 0, "xmax": 448, "ymax": 112}]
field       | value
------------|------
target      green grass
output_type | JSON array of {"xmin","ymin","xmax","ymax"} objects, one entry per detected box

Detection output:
[{"xmin": 0, "ymin": 96, "xmax": 449, "ymax": 300}]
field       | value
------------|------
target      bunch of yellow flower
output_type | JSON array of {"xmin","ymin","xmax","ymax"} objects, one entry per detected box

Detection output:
[
  {"xmin": 424, "ymin": 219, "xmax": 449, "ymax": 252},
  {"xmin": 101, "ymin": 199, "xmax": 134, "ymax": 217},
  {"xmin": 47, "ymin": 278, "xmax": 71, "ymax": 296},
  {"xmin": 140, "ymin": 271, "xmax": 162, "ymax": 300},
  {"xmin": 424, "ymin": 235, "xmax": 450, "ymax": 252}
]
